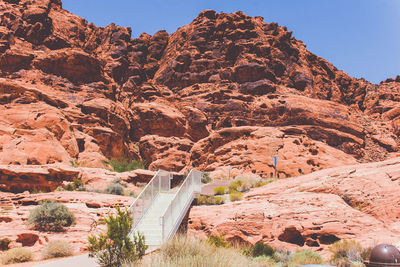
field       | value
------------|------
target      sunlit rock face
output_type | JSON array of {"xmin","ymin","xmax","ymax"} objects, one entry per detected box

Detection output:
[{"xmin": 0, "ymin": 1, "xmax": 399, "ymax": 176}]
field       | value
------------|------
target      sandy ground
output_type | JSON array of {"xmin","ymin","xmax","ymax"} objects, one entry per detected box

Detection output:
[{"xmin": 4, "ymin": 253, "xmax": 97, "ymax": 267}]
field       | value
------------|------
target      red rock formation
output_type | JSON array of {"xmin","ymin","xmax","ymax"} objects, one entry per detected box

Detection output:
[
  {"xmin": 188, "ymin": 158, "xmax": 400, "ymax": 254},
  {"xmin": 0, "ymin": 191, "xmax": 134, "ymax": 257},
  {"xmin": 0, "ymin": 0, "xmax": 398, "ymax": 178}
]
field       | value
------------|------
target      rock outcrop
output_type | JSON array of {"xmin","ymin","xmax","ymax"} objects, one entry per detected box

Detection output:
[
  {"xmin": 188, "ymin": 158, "xmax": 400, "ymax": 254},
  {"xmin": 0, "ymin": 191, "xmax": 134, "ymax": 257},
  {"xmin": 1, "ymin": 1, "xmax": 398, "ymax": 178}
]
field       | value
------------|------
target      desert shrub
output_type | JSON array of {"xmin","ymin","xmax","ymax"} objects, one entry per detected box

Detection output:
[
  {"xmin": 206, "ymin": 234, "xmax": 231, "ymax": 248},
  {"xmin": 329, "ymin": 239, "xmax": 370, "ymax": 267},
  {"xmin": 201, "ymin": 172, "xmax": 212, "ymax": 184},
  {"xmin": 128, "ymin": 191, "xmax": 137, "ymax": 197},
  {"xmin": 142, "ymin": 235, "xmax": 268, "ymax": 267},
  {"xmin": 105, "ymin": 181, "xmax": 124, "ymax": 195},
  {"xmin": 0, "ymin": 238, "xmax": 11, "ymax": 251},
  {"xmin": 1, "ymin": 247, "xmax": 33, "ymax": 264},
  {"xmin": 213, "ymin": 186, "xmax": 226, "ymax": 195},
  {"xmin": 273, "ymin": 249, "xmax": 291, "ymax": 264},
  {"xmin": 230, "ymin": 191, "xmax": 243, "ymax": 202},
  {"xmin": 251, "ymin": 241, "xmax": 275, "ymax": 257},
  {"xmin": 88, "ymin": 207, "xmax": 147, "ymax": 266},
  {"xmin": 42, "ymin": 240, "xmax": 74, "ymax": 259},
  {"xmin": 62, "ymin": 178, "xmax": 86, "ymax": 191},
  {"xmin": 228, "ymin": 180, "xmax": 243, "ymax": 193},
  {"xmin": 229, "ymin": 175, "xmax": 272, "ymax": 192},
  {"xmin": 254, "ymin": 180, "xmax": 269, "ymax": 188},
  {"xmin": 196, "ymin": 195, "xmax": 225, "ymax": 205},
  {"xmin": 103, "ymin": 158, "xmax": 146, "ymax": 173},
  {"xmin": 28, "ymin": 201, "xmax": 75, "ymax": 232},
  {"xmin": 289, "ymin": 249, "xmax": 324, "ymax": 266}
]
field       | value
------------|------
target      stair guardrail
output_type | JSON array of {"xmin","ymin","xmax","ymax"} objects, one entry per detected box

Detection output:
[
  {"xmin": 128, "ymin": 170, "xmax": 171, "ymax": 229},
  {"xmin": 160, "ymin": 169, "xmax": 202, "ymax": 241}
]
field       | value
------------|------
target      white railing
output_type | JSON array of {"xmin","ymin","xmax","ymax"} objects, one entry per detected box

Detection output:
[
  {"xmin": 160, "ymin": 169, "xmax": 202, "ymax": 241},
  {"xmin": 128, "ymin": 170, "xmax": 171, "ymax": 229}
]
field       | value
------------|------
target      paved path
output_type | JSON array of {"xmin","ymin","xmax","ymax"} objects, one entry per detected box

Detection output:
[
  {"xmin": 201, "ymin": 180, "xmax": 231, "ymax": 196},
  {"xmin": 34, "ymin": 254, "xmax": 97, "ymax": 267}
]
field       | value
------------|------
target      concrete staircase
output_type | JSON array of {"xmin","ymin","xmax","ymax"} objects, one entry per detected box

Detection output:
[{"xmin": 128, "ymin": 169, "xmax": 202, "ymax": 251}]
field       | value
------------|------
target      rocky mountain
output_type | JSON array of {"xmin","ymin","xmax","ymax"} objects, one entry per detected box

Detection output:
[{"xmin": 1, "ymin": 0, "xmax": 400, "ymax": 182}]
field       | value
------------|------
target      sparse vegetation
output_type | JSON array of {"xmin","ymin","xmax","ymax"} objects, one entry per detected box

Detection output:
[
  {"xmin": 140, "ymin": 235, "xmax": 266, "ymax": 267},
  {"xmin": 58, "ymin": 178, "xmax": 86, "ymax": 192},
  {"xmin": 213, "ymin": 186, "xmax": 226, "ymax": 195},
  {"xmin": 42, "ymin": 240, "xmax": 74, "ymax": 259},
  {"xmin": 128, "ymin": 191, "xmax": 137, "ymax": 197},
  {"xmin": 127, "ymin": 234, "xmax": 328, "ymax": 267},
  {"xmin": 103, "ymin": 158, "xmax": 146, "ymax": 173},
  {"xmin": 105, "ymin": 181, "xmax": 125, "ymax": 195},
  {"xmin": 251, "ymin": 241, "xmax": 275, "ymax": 257},
  {"xmin": 228, "ymin": 180, "xmax": 243, "ymax": 193},
  {"xmin": 201, "ymin": 172, "xmax": 212, "ymax": 184},
  {"xmin": 28, "ymin": 201, "xmax": 75, "ymax": 232},
  {"xmin": 70, "ymin": 159, "xmax": 88, "ymax": 168},
  {"xmin": 196, "ymin": 195, "xmax": 225, "ymax": 205},
  {"xmin": 229, "ymin": 175, "xmax": 273, "ymax": 193},
  {"xmin": 229, "ymin": 191, "xmax": 243, "ymax": 202},
  {"xmin": 0, "ymin": 238, "xmax": 11, "ymax": 251},
  {"xmin": 206, "ymin": 234, "xmax": 231, "ymax": 248},
  {"xmin": 1, "ymin": 247, "xmax": 33, "ymax": 265},
  {"xmin": 329, "ymin": 239, "xmax": 370, "ymax": 267},
  {"xmin": 289, "ymin": 249, "xmax": 324, "ymax": 266},
  {"xmin": 88, "ymin": 207, "xmax": 147, "ymax": 266}
]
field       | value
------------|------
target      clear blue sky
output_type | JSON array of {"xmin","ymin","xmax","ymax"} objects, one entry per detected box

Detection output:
[{"xmin": 63, "ymin": 0, "xmax": 400, "ymax": 84}]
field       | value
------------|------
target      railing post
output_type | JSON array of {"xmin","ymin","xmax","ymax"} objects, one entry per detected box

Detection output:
[
  {"xmin": 159, "ymin": 174, "xmax": 161, "ymax": 192},
  {"xmin": 169, "ymin": 172, "xmax": 172, "ymax": 190},
  {"xmin": 151, "ymin": 181, "xmax": 154, "ymax": 200}
]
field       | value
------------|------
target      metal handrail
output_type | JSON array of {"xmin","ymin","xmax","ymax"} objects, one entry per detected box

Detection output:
[
  {"xmin": 128, "ymin": 169, "xmax": 171, "ymax": 229},
  {"xmin": 160, "ymin": 169, "xmax": 202, "ymax": 241}
]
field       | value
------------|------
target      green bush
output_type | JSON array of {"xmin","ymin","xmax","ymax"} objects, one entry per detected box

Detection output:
[
  {"xmin": 213, "ymin": 186, "xmax": 226, "ymax": 195},
  {"xmin": 42, "ymin": 240, "xmax": 74, "ymax": 259},
  {"xmin": 0, "ymin": 238, "xmax": 11, "ymax": 251},
  {"xmin": 289, "ymin": 250, "xmax": 324, "ymax": 266},
  {"xmin": 329, "ymin": 239, "xmax": 370, "ymax": 267},
  {"xmin": 105, "ymin": 182, "xmax": 124, "ymax": 195},
  {"xmin": 1, "ymin": 247, "xmax": 33, "ymax": 265},
  {"xmin": 201, "ymin": 172, "xmax": 212, "ymax": 184},
  {"xmin": 229, "ymin": 175, "xmax": 272, "ymax": 192},
  {"xmin": 103, "ymin": 158, "xmax": 146, "ymax": 173},
  {"xmin": 206, "ymin": 234, "xmax": 231, "ymax": 248},
  {"xmin": 251, "ymin": 241, "xmax": 275, "ymax": 257},
  {"xmin": 228, "ymin": 180, "xmax": 243, "ymax": 193},
  {"xmin": 196, "ymin": 195, "xmax": 225, "ymax": 205},
  {"xmin": 88, "ymin": 207, "xmax": 148, "ymax": 266},
  {"xmin": 28, "ymin": 201, "xmax": 75, "ymax": 232},
  {"xmin": 229, "ymin": 191, "xmax": 243, "ymax": 202}
]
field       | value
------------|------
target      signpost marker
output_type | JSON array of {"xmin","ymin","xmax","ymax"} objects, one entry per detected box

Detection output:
[{"xmin": 273, "ymin": 156, "xmax": 278, "ymax": 179}]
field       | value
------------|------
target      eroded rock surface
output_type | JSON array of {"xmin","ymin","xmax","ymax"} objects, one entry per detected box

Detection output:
[
  {"xmin": 0, "ymin": 191, "xmax": 134, "ymax": 258},
  {"xmin": 0, "ymin": 1, "xmax": 399, "ymax": 177},
  {"xmin": 188, "ymin": 158, "xmax": 400, "ymax": 254}
]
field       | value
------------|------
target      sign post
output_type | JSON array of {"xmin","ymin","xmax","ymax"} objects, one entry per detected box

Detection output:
[{"xmin": 273, "ymin": 156, "xmax": 278, "ymax": 179}]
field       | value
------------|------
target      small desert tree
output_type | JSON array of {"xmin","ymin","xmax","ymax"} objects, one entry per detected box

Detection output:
[{"xmin": 87, "ymin": 207, "xmax": 147, "ymax": 266}]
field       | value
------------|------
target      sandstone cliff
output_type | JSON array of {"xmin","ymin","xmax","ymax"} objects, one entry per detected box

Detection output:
[{"xmin": 0, "ymin": 0, "xmax": 399, "ymax": 181}]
